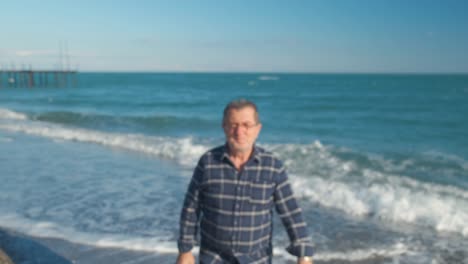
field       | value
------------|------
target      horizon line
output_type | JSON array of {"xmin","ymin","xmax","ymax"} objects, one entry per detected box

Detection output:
[{"xmin": 76, "ymin": 70, "xmax": 468, "ymax": 75}]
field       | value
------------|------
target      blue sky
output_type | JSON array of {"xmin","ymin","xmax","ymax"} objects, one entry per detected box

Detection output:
[{"xmin": 1, "ymin": 0, "xmax": 467, "ymax": 73}]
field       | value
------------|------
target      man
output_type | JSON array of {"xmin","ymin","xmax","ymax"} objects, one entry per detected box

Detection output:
[{"xmin": 177, "ymin": 99, "xmax": 314, "ymax": 264}]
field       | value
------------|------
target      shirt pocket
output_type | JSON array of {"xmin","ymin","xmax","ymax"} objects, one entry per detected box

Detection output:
[{"xmin": 248, "ymin": 175, "xmax": 275, "ymax": 206}]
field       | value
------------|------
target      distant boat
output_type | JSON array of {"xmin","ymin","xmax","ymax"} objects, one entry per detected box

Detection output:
[
  {"xmin": 8, "ymin": 78, "xmax": 15, "ymax": 84},
  {"xmin": 258, "ymin": 75, "xmax": 279, "ymax": 81}
]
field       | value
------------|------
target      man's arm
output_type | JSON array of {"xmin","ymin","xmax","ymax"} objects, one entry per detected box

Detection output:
[
  {"xmin": 177, "ymin": 159, "xmax": 204, "ymax": 262},
  {"xmin": 176, "ymin": 251, "xmax": 195, "ymax": 264},
  {"xmin": 298, "ymin": 256, "xmax": 314, "ymax": 264},
  {"xmin": 273, "ymin": 164, "xmax": 314, "ymax": 263}
]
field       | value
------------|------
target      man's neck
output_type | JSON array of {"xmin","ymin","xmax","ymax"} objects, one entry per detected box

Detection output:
[{"xmin": 227, "ymin": 147, "xmax": 254, "ymax": 171}]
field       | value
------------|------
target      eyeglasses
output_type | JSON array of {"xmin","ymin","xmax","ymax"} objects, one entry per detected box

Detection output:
[{"xmin": 224, "ymin": 122, "xmax": 259, "ymax": 131}]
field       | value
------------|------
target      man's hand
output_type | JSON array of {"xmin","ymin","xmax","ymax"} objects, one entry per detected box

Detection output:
[
  {"xmin": 176, "ymin": 252, "xmax": 195, "ymax": 264},
  {"xmin": 297, "ymin": 256, "xmax": 313, "ymax": 264}
]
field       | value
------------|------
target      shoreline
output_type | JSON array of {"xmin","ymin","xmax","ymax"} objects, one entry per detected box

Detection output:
[
  {"xmin": 0, "ymin": 227, "xmax": 177, "ymax": 264},
  {"xmin": 0, "ymin": 226, "xmax": 402, "ymax": 264},
  {"xmin": 0, "ymin": 247, "xmax": 13, "ymax": 264}
]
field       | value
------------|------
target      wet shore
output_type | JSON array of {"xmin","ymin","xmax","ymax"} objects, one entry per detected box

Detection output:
[{"xmin": 0, "ymin": 227, "xmax": 176, "ymax": 264}]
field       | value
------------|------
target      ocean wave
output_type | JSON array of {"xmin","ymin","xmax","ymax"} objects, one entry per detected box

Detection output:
[
  {"xmin": 266, "ymin": 142, "xmax": 468, "ymax": 236},
  {"xmin": 274, "ymin": 242, "xmax": 410, "ymax": 262},
  {"xmin": 32, "ymin": 110, "xmax": 215, "ymax": 130},
  {"xmin": 0, "ymin": 108, "xmax": 28, "ymax": 120},
  {"xmin": 2, "ymin": 109, "xmax": 468, "ymax": 236},
  {"xmin": 0, "ymin": 213, "xmax": 179, "ymax": 253},
  {"xmin": 0, "ymin": 118, "xmax": 208, "ymax": 167},
  {"xmin": 0, "ymin": 107, "xmax": 216, "ymax": 133},
  {"xmin": 291, "ymin": 174, "xmax": 468, "ymax": 236}
]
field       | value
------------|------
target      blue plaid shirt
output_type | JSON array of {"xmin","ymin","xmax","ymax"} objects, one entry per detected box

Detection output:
[{"xmin": 178, "ymin": 145, "xmax": 314, "ymax": 263}]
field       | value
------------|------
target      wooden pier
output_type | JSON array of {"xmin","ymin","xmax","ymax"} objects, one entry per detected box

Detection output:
[{"xmin": 0, "ymin": 70, "xmax": 78, "ymax": 88}]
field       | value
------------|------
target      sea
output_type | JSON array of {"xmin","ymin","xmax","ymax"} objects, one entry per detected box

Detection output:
[{"xmin": 0, "ymin": 73, "xmax": 467, "ymax": 264}]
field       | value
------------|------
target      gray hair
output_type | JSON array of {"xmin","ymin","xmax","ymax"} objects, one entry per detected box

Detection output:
[{"xmin": 223, "ymin": 99, "xmax": 260, "ymax": 124}]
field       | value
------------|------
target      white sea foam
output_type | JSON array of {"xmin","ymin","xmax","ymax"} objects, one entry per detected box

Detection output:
[
  {"xmin": 2, "ymin": 109, "xmax": 468, "ymax": 237},
  {"xmin": 0, "ymin": 119, "xmax": 208, "ymax": 167},
  {"xmin": 0, "ymin": 213, "xmax": 183, "ymax": 254},
  {"xmin": 294, "ymin": 175, "xmax": 468, "ymax": 235},
  {"xmin": 274, "ymin": 242, "xmax": 411, "ymax": 262},
  {"xmin": 1, "ymin": 213, "xmax": 413, "ymax": 262},
  {"xmin": 0, "ymin": 108, "xmax": 28, "ymax": 120},
  {"xmin": 275, "ymin": 142, "xmax": 468, "ymax": 236}
]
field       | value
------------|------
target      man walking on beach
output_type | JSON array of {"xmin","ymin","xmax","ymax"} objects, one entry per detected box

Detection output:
[{"xmin": 177, "ymin": 99, "xmax": 314, "ymax": 264}]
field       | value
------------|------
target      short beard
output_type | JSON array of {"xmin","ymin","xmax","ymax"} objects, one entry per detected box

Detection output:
[{"xmin": 227, "ymin": 141, "xmax": 253, "ymax": 155}]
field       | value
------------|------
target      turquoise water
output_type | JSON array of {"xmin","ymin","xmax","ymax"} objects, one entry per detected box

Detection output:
[{"xmin": 1, "ymin": 73, "xmax": 468, "ymax": 263}]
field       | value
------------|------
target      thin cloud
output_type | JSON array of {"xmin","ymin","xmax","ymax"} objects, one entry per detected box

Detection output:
[
  {"xmin": 10, "ymin": 49, "xmax": 105, "ymax": 59},
  {"xmin": 14, "ymin": 50, "xmax": 55, "ymax": 57}
]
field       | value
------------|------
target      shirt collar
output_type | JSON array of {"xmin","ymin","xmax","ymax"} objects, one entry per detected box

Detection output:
[{"xmin": 221, "ymin": 143, "xmax": 261, "ymax": 164}]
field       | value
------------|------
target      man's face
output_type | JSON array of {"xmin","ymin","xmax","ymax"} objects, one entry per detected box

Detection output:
[{"xmin": 223, "ymin": 107, "xmax": 262, "ymax": 154}]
